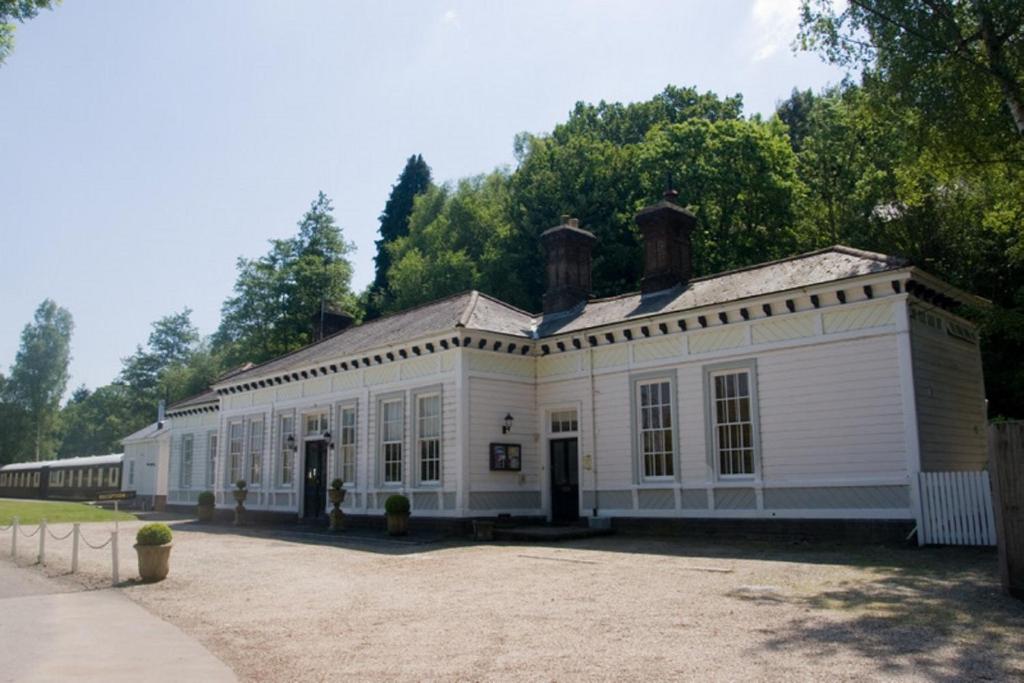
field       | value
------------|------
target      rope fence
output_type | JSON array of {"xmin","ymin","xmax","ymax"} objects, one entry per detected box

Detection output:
[{"xmin": 2, "ymin": 517, "xmax": 120, "ymax": 585}]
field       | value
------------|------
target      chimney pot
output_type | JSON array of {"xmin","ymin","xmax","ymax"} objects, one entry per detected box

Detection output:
[
  {"xmin": 635, "ymin": 193, "xmax": 697, "ymax": 293},
  {"xmin": 541, "ymin": 216, "xmax": 596, "ymax": 315}
]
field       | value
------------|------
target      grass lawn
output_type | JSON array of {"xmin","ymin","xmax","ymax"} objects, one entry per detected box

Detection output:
[{"xmin": 0, "ymin": 498, "xmax": 136, "ymax": 525}]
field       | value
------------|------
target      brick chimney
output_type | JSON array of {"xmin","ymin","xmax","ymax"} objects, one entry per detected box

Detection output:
[
  {"xmin": 541, "ymin": 216, "xmax": 596, "ymax": 315},
  {"xmin": 312, "ymin": 307, "xmax": 354, "ymax": 341},
  {"xmin": 635, "ymin": 190, "xmax": 697, "ymax": 293}
]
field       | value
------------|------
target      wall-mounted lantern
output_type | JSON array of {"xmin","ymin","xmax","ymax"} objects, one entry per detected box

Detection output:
[
  {"xmin": 286, "ymin": 434, "xmax": 297, "ymax": 452},
  {"xmin": 502, "ymin": 413, "xmax": 514, "ymax": 434},
  {"xmin": 323, "ymin": 430, "xmax": 334, "ymax": 450}
]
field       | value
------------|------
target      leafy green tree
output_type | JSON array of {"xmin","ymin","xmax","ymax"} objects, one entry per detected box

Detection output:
[
  {"xmin": 0, "ymin": 0, "xmax": 56, "ymax": 66},
  {"xmin": 119, "ymin": 308, "xmax": 200, "ymax": 419},
  {"xmin": 57, "ymin": 384, "xmax": 134, "ymax": 458},
  {"xmin": 215, "ymin": 192, "xmax": 357, "ymax": 365},
  {"xmin": 7, "ymin": 299, "xmax": 73, "ymax": 461},
  {"xmin": 0, "ymin": 372, "xmax": 29, "ymax": 465},
  {"xmin": 366, "ymin": 155, "xmax": 433, "ymax": 318},
  {"xmin": 798, "ymin": 0, "xmax": 1024, "ymax": 153}
]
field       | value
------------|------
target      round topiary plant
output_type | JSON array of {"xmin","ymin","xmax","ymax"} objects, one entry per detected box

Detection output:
[
  {"xmin": 330, "ymin": 478, "xmax": 344, "ymax": 490},
  {"xmin": 197, "ymin": 491, "xmax": 215, "ymax": 506},
  {"xmin": 235, "ymin": 479, "xmax": 247, "ymax": 490},
  {"xmin": 384, "ymin": 494, "xmax": 410, "ymax": 516},
  {"xmin": 136, "ymin": 523, "xmax": 173, "ymax": 546}
]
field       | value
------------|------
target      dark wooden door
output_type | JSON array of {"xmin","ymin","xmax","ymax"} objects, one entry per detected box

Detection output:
[
  {"xmin": 550, "ymin": 438, "xmax": 579, "ymax": 524},
  {"xmin": 303, "ymin": 441, "xmax": 326, "ymax": 519}
]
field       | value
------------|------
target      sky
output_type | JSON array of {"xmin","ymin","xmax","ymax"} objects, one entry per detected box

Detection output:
[{"xmin": 0, "ymin": 0, "xmax": 848, "ymax": 396}]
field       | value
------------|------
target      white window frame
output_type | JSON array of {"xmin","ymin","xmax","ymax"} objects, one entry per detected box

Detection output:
[
  {"xmin": 247, "ymin": 418, "xmax": 265, "ymax": 488},
  {"xmin": 630, "ymin": 372, "xmax": 678, "ymax": 483},
  {"xmin": 414, "ymin": 389, "xmax": 442, "ymax": 486},
  {"xmin": 278, "ymin": 412, "xmax": 296, "ymax": 488},
  {"xmin": 128, "ymin": 460, "xmax": 135, "ymax": 486},
  {"xmin": 206, "ymin": 431, "xmax": 218, "ymax": 489},
  {"xmin": 703, "ymin": 359, "xmax": 761, "ymax": 481},
  {"xmin": 549, "ymin": 408, "xmax": 579, "ymax": 434},
  {"xmin": 378, "ymin": 396, "xmax": 404, "ymax": 486},
  {"xmin": 337, "ymin": 403, "xmax": 357, "ymax": 486},
  {"xmin": 179, "ymin": 434, "xmax": 194, "ymax": 489},
  {"xmin": 228, "ymin": 421, "xmax": 244, "ymax": 486}
]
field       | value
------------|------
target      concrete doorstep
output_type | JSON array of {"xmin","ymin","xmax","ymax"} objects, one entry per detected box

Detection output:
[{"xmin": 0, "ymin": 561, "xmax": 235, "ymax": 683}]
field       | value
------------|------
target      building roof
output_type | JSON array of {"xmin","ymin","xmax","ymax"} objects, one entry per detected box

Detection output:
[
  {"xmin": 1, "ymin": 453, "xmax": 123, "ymax": 472},
  {"xmin": 216, "ymin": 245, "xmax": 910, "ymax": 388},
  {"xmin": 120, "ymin": 421, "xmax": 166, "ymax": 444},
  {"xmin": 217, "ymin": 291, "xmax": 534, "ymax": 387},
  {"xmin": 166, "ymin": 388, "xmax": 219, "ymax": 412},
  {"xmin": 534, "ymin": 246, "xmax": 908, "ymax": 336}
]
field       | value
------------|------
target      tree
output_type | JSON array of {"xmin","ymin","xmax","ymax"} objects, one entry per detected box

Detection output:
[
  {"xmin": 119, "ymin": 308, "xmax": 201, "ymax": 420},
  {"xmin": 7, "ymin": 299, "xmax": 73, "ymax": 461},
  {"xmin": 365, "ymin": 155, "xmax": 433, "ymax": 319},
  {"xmin": 798, "ymin": 0, "xmax": 1024, "ymax": 153},
  {"xmin": 215, "ymin": 192, "xmax": 357, "ymax": 366},
  {"xmin": 57, "ymin": 384, "xmax": 134, "ymax": 458},
  {"xmin": 0, "ymin": 372, "xmax": 29, "ymax": 465},
  {"xmin": 0, "ymin": 0, "xmax": 56, "ymax": 66}
]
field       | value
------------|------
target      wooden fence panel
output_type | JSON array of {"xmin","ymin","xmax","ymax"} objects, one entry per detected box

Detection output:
[
  {"xmin": 918, "ymin": 471, "xmax": 996, "ymax": 546},
  {"xmin": 989, "ymin": 422, "xmax": 1024, "ymax": 599}
]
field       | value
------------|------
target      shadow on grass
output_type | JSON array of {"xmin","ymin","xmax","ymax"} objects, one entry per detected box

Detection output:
[{"xmin": 738, "ymin": 558, "xmax": 1024, "ymax": 681}]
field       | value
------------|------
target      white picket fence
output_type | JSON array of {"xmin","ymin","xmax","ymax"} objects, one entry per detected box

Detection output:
[{"xmin": 918, "ymin": 471, "xmax": 997, "ymax": 546}]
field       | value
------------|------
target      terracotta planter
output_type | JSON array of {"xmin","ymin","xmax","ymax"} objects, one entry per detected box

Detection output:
[
  {"xmin": 328, "ymin": 488, "xmax": 346, "ymax": 505},
  {"xmin": 386, "ymin": 512, "xmax": 409, "ymax": 536},
  {"xmin": 197, "ymin": 504, "xmax": 214, "ymax": 522},
  {"xmin": 135, "ymin": 543, "xmax": 172, "ymax": 582}
]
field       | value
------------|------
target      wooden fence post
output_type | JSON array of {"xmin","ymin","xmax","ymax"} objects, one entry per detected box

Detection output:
[
  {"xmin": 71, "ymin": 524, "xmax": 80, "ymax": 574},
  {"xmin": 989, "ymin": 421, "xmax": 1024, "ymax": 599},
  {"xmin": 11, "ymin": 517, "xmax": 18, "ymax": 558},
  {"xmin": 38, "ymin": 519, "xmax": 46, "ymax": 565}
]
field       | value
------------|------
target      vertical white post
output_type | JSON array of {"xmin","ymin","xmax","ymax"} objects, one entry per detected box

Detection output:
[
  {"xmin": 110, "ymin": 531, "xmax": 119, "ymax": 586},
  {"xmin": 72, "ymin": 524, "xmax": 80, "ymax": 573},
  {"xmin": 11, "ymin": 517, "xmax": 18, "ymax": 558},
  {"xmin": 114, "ymin": 500, "xmax": 119, "ymax": 537},
  {"xmin": 38, "ymin": 519, "xmax": 46, "ymax": 565}
]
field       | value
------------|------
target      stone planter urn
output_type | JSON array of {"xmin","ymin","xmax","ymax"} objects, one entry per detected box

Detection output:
[
  {"xmin": 233, "ymin": 482, "xmax": 248, "ymax": 526},
  {"xmin": 134, "ymin": 523, "xmax": 173, "ymax": 583},
  {"xmin": 328, "ymin": 479, "xmax": 346, "ymax": 531}
]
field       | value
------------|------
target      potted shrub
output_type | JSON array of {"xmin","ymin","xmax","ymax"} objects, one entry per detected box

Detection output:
[
  {"xmin": 196, "ymin": 490, "xmax": 215, "ymax": 522},
  {"xmin": 233, "ymin": 480, "xmax": 247, "ymax": 526},
  {"xmin": 135, "ymin": 522, "xmax": 173, "ymax": 582},
  {"xmin": 328, "ymin": 479, "xmax": 346, "ymax": 531},
  {"xmin": 384, "ymin": 494, "xmax": 410, "ymax": 536}
]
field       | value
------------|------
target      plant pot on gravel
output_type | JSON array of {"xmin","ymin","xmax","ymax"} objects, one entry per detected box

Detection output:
[
  {"xmin": 385, "ymin": 494, "xmax": 410, "ymax": 536},
  {"xmin": 328, "ymin": 479, "xmax": 346, "ymax": 531},
  {"xmin": 233, "ymin": 480, "xmax": 248, "ymax": 526},
  {"xmin": 135, "ymin": 523, "xmax": 173, "ymax": 582},
  {"xmin": 197, "ymin": 490, "xmax": 215, "ymax": 522}
]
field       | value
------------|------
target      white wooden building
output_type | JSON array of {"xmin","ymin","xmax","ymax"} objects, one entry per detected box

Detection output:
[
  {"xmin": 149, "ymin": 196, "xmax": 988, "ymax": 536},
  {"xmin": 120, "ymin": 421, "xmax": 170, "ymax": 509}
]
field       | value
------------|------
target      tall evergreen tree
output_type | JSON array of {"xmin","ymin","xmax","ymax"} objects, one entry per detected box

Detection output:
[
  {"xmin": 366, "ymin": 154, "xmax": 433, "ymax": 318},
  {"xmin": 7, "ymin": 299, "xmax": 73, "ymax": 461}
]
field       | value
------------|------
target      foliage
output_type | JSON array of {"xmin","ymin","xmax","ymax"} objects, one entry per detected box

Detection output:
[
  {"xmin": 0, "ymin": 0, "xmax": 57, "ymax": 66},
  {"xmin": 57, "ymin": 384, "xmax": 134, "ymax": 458},
  {"xmin": 365, "ymin": 155, "xmax": 433, "ymax": 319},
  {"xmin": 384, "ymin": 494, "xmax": 410, "ymax": 515},
  {"xmin": 197, "ymin": 490, "xmax": 215, "ymax": 506},
  {"xmin": 235, "ymin": 479, "xmax": 247, "ymax": 490},
  {"xmin": 330, "ymin": 478, "xmax": 343, "ymax": 490},
  {"xmin": 0, "ymin": 498, "xmax": 135, "ymax": 526},
  {"xmin": 215, "ymin": 192, "xmax": 357, "ymax": 366},
  {"xmin": 5, "ymin": 300, "xmax": 73, "ymax": 462},
  {"xmin": 135, "ymin": 522, "xmax": 173, "ymax": 546}
]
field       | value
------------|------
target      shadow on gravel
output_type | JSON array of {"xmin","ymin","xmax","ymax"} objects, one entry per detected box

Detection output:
[{"xmin": 744, "ymin": 559, "xmax": 1024, "ymax": 681}]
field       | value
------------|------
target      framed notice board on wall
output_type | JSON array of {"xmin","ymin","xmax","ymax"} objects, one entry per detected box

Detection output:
[{"xmin": 489, "ymin": 443, "xmax": 522, "ymax": 471}]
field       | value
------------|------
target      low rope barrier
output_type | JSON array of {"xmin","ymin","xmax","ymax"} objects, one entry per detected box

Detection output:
[{"xmin": 5, "ymin": 517, "xmax": 121, "ymax": 586}]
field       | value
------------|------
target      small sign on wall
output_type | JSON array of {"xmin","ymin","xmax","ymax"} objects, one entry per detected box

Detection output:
[{"xmin": 489, "ymin": 443, "xmax": 522, "ymax": 471}]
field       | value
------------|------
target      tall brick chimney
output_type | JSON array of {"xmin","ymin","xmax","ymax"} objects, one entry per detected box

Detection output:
[
  {"xmin": 635, "ymin": 190, "xmax": 697, "ymax": 293},
  {"xmin": 312, "ymin": 307, "xmax": 354, "ymax": 341},
  {"xmin": 541, "ymin": 216, "xmax": 596, "ymax": 315}
]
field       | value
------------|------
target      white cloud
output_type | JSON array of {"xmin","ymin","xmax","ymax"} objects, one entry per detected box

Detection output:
[{"xmin": 748, "ymin": 0, "xmax": 800, "ymax": 62}]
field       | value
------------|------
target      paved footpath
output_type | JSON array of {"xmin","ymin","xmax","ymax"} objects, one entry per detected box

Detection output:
[{"xmin": 0, "ymin": 561, "xmax": 235, "ymax": 682}]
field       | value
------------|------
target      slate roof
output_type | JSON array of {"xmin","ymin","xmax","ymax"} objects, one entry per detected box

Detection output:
[
  {"xmin": 166, "ymin": 388, "xmax": 219, "ymax": 412},
  {"xmin": 218, "ymin": 291, "xmax": 534, "ymax": 387},
  {"xmin": 535, "ymin": 245, "xmax": 908, "ymax": 336},
  {"xmin": 216, "ymin": 246, "xmax": 908, "ymax": 387},
  {"xmin": 120, "ymin": 421, "xmax": 166, "ymax": 444}
]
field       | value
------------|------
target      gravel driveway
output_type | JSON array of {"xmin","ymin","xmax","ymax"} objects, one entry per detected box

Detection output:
[{"xmin": 4, "ymin": 518, "xmax": 1022, "ymax": 682}]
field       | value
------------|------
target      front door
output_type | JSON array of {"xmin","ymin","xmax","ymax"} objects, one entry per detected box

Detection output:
[
  {"xmin": 303, "ymin": 441, "xmax": 326, "ymax": 519},
  {"xmin": 550, "ymin": 438, "xmax": 579, "ymax": 524}
]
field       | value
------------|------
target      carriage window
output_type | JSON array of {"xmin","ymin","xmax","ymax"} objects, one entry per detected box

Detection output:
[{"xmin": 109, "ymin": 466, "xmax": 119, "ymax": 487}]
